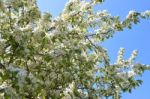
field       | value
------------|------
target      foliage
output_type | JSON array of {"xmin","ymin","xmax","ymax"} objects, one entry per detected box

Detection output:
[{"xmin": 0, "ymin": 0, "xmax": 150, "ymax": 98}]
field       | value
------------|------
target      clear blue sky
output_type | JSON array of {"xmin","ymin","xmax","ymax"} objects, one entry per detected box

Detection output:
[{"xmin": 37, "ymin": 0, "xmax": 150, "ymax": 99}]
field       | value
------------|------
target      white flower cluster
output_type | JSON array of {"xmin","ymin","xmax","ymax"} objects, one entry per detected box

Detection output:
[
  {"xmin": 114, "ymin": 48, "xmax": 139, "ymax": 80},
  {"xmin": 0, "ymin": 0, "xmax": 150, "ymax": 98},
  {"xmin": 80, "ymin": 1, "xmax": 90, "ymax": 11},
  {"xmin": 128, "ymin": 10, "xmax": 137, "ymax": 15},
  {"xmin": 117, "ymin": 70, "xmax": 136, "ymax": 79},
  {"xmin": 128, "ymin": 50, "xmax": 138, "ymax": 63},
  {"xmin": 126, "ymin": 10, "xmax": 137, "ymax": 19},
  {"xmin": 63, "ymin": 82, "xmax": 75, "ymax": 97},
  {"xmin": 116, "ymin": 48, "xmax": 125, "ymax": 64},
  {"xmin": 0, "ymin": 82, "xmax": 8, "ymax": 91},
  {"xmin": 127, "ymin": 70, "xmax": 136, "ymax": 78},
  {"xmin": 141, "ymin": 10, "xmax": 150, "ymax": 18},
  {"xmin": 97, "ymin": 10, "xmax": 109, "ymax": 17},
  {"xmin": 68, "ymin": 0, "xmax": 79, "ymax": 3}
]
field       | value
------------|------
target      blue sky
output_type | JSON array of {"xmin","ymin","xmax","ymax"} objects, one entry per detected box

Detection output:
[{"xmin": 37, "ymin": 0, "xmax": 150, "ymax": 98}]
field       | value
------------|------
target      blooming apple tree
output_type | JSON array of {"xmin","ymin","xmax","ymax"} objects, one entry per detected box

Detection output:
[{"xmin": 0, "ymin": 0, "xmax": 150, "ymax": 99}]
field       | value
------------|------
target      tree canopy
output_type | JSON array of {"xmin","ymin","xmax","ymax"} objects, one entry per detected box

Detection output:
[{"xmin": 0, "ymin": 0, "xmax": 150, "ymax": 99}]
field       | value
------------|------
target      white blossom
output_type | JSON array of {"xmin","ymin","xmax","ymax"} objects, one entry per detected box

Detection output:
[
  {"xmin": 0, "ymin": 0, "xmax": 149, "ymax": 98},
  {"xmin": 128, "ymin": 50, "xmax": 138, "ymax": 63},
  {"xmin": 0, "ymin": 82, "xmax": 8, "ymax": 90},
  {"xmin": 116, "ymin": 48, "xmax": 125, "ymax": 64},
  {"xmin": 126, "ymin": 10, "xmax": 137, "ymax": 19},
  {"xmin": 127, "ymin": 70, "xmax": 136, "ymax": 78}
]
